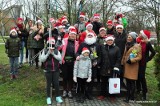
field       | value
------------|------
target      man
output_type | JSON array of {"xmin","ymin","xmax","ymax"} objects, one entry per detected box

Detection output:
[{"xmin": 106, "ymin": 20, "xmax": 115, "ymax": 35}]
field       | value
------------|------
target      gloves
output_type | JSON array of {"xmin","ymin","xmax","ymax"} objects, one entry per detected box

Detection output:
[
  {"xmin": 73, "ymin": 77, "xmax": 77, "ymax": 82},
  {"xmin": 127, "ymin": 59, "xmax": 131, "ymax": 64},
  {"xmin": 86, "ymin": 77, "xmax": 92, "ymax": 82},
  {"xmin": 76, "ymin": 56, "xmax": 80, "ymax": 61},
  {"xmin": 114, "ymin": 67, "xmax": 120, "ymax": 74}
]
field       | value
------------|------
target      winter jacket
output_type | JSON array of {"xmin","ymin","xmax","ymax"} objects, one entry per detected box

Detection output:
[
  {"xmin": 74, "ymin": 21, "xmax": 86, "ymax": 33},
  {"xmin": 107, "ymin": 26, "xmax": 116, "ymax": 35},
  {"xmin": 39, "ymin": 48, "xmax": 62, "ymax": 72},
  {"xmin": 73, "ymin": 55, "xmax": 92, "ymax": 78},
  {"xmin": 114, "ymin": 31, "xmax": 127, "ymax": 56},
  {"xmin": 5, "ymin": 35, "xmax": 21, "ymax": 57},
  {"xmin": 92, "ymin": 21, "xmax": 103, "ymax": 35},
  {"xmin": 96, "ymin": 36, "xmax": 105, "ymax": 45},
  {"xmin": 121, "ymin": 44, "xmax": 142, "ymax": 80}
]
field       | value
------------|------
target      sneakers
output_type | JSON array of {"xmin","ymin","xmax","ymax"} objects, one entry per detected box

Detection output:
[
  {"xmin": 46, "ymin": 97, "xmax": 52, "ymax": 105},
  {"xmin": 97, "ymin": 96, "xmax": 105, "ymax": 100},
  {"xmin": 68, "ymin": 91, "xmax": 73, "ymax": 98},
  {"xmin": 56, "ymin": 96, "xmax": 63, "ymax": 103},
  {"xmin": 62, "ymin": 90, "xmax": 67, "ymax": 98}
]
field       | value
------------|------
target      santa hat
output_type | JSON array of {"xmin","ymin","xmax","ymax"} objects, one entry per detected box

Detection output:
[
  {"xmin": 69, "ymin": 29, "xmax": 77, "ymax": 35},
  {"xmin": 61, "ymin": 17, "xmax": 68, "ymax": 23},
  {"xmin": 116, "ymin": 24, "xmax": 123, "ymax": 29},
  {"xmin": 10, "ymin": 28, "xmax": 17, "ymax": 35},
  {"xmin": 47, "ymin": 37, "xmax": 55, "ymax": 49},
  {"xmin": 55, "ymin": 22, "xmax": 65, "ymax": 29},
  {"xmin": 140, "ymin": 30, "xmax": 150, "ymax": 39},
  {"xmin": 68, "ymin": 26, "xmax": 76, "ymax": 32},
  {"xmin": 49, "ymin": 18, "xmax": 55, "ymax": 23},
  {"xmin": 99, "ymin": 27, "xmax": 106, "ymax": 32},
  {"xmin": 36, "ymin": 20, "xmax": 43, "ymax": 25},
  {"xmin": 107, "ymin": 20, "xmax": 113, "ymax": 25},
  {"xmin": 105, "ymin": 35, "xmax": 115, "ymax": 41},
  {"xmin": 79, "ymin": 12, "xmax": 85, "ymax": 18},
  {"xmin": 81, "ymin": 47, "xmax": 90, "ymax": 54},
  {"xmin": 17, "ymin": 17, "xmax": 23, "ymax": 21},
  {"xmin": 85, "ymin": 22, "xmax": 93, "ymax": 28},
  {"xmin": 93, "ymin": 13, "xmax": 100, "ymax": 19},
  {"xmin": 87, "ymin": 32, "xmax": 95, "ymax": 37}
]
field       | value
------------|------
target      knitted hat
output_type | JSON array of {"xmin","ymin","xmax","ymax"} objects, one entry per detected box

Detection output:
[
  {"xmin": 116, "ymin": 24, "xmax": 123, "ymax": 29},
  {"xmin": 129, "ymin": 32, "xmax": 138, "ymax": 40},
  {"xmin": 82, "ymin": 47, "xmax": 90, "ymax": 54},
  {"xmin": 10, "ymin": 28, "xmax": 17, "ymax": 35},
  {"xmin": 140, "ymin": 30, "xmax": 150, "ymax": 39}
]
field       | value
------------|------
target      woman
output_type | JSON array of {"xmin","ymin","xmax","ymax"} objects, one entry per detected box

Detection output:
[
  {"xmin": 97, "ymin": 35, "xmax": 121, "ymax": 100},
  {"xmin": 121, "ymin": 32, "xmax": 142, "ymax": 103}
]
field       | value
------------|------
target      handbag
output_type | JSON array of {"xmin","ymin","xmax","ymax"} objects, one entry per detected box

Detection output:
[{"xmin": 108, "ymin": 73, "xmax": 120, "ymax": 94}]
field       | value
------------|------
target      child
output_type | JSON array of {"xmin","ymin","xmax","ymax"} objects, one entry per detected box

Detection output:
[
  {"xmin": 5, "ymin": 28, "xmax": 21, "ymax": 79},
  {"xmin": 39, "ymin": 37, "xmax": 63, "ymax": 105},
  {"xmin": 73, "ymin": 47, "xmax": 92, "ymax": 103}
]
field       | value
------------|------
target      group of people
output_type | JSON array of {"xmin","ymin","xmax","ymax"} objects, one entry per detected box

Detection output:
[{"xmin": 5, "ymin": 12, "xmax": 156, "ymax": 105}]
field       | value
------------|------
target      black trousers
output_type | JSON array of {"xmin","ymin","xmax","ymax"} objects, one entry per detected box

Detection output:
[
  {"xmin": 136, "ymin": 65, "xmax": 147, "ymax": 94},
  {"xmin": 126, "ymin": 78, "xmax": 136, "ymax": 100},
  {"xmin": 61, "ymin": 62, "xmax": 74, "ymax": 91},
  {"xmin": 76, "ymin": 78, "xmax": 87, "ymax": 96},
  {"xmin": 34, "ymin": 48, "xmax": 42, "ymax": 67},
  {"xmin": 45, "ymin": 71, "xmax": 60, "ymax": 97},
  {"xmin": 100, "ymin": 76, "xmax": 110, "ymax": 96}
]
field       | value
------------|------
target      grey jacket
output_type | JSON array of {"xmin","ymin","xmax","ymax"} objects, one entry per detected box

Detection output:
[{"xmin": 73, "ymin": 55, "xmax": 92, "ymax": 78}]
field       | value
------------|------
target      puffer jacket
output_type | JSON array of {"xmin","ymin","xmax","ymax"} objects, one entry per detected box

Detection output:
[{"xmin": 73, "ymin": 55, "xmax": 92, "ymax": 78}]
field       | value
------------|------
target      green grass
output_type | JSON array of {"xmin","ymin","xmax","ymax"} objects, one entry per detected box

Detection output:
[{"xmin": 0, "ymin": 44, "xmax": 160, "ymax": 106}]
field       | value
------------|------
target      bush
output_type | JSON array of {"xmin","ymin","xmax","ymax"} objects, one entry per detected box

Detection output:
[{"xmin": 154, "ymin": 46, "xmax": 160, "ymax": 90}]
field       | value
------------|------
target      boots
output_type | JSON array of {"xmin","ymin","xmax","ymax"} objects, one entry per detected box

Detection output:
[{"xmin": 142, "ymin": 93, "xmax": 146, "ymax": 101}]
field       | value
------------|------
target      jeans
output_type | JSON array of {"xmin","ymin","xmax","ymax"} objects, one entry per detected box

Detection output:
[
  {"xmin": 20, "ymin": 41, "xmax": 25, "ymax": 64},
  {"xmin": 28, "ymin": 49, "xmax": 35, "ymax": 65},
  {"xmin": 9, "ymin": 57, "xmax": 19, "ymax": 75}
]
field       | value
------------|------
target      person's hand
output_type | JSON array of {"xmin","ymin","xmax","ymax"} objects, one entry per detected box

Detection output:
[
  {"xmin": 127, "ymin": 59, "xmax": 131, "ymax": 64},
  {"xmin": 114, "ymin": 67, "xmax": 120, "ymax": 74},
  {"xmin": 86, "ymin": 77, "xmax": 91, "ymax": 82},
  {"xmin": 18, "ymin": 30, "xmax": 21, "ymax": 34},
  {"xmin": 73, "ymin": 77, "xmax": 77, "ymax": 82},
  {"xmin": 76, "ymin": 56, "xmax": 80, "ymax": 61}
]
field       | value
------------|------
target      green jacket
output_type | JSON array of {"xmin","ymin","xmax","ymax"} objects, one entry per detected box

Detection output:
[{"xmin": 5, "ymin": 36, "xmax": 21, "ymax": 57}]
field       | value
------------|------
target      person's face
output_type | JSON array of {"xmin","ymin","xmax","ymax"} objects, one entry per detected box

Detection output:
[
  {"xmin": 18, "ymin": 20, "xmax": 23, "ymax": 24},
  {"xmin": 87, "ymin": 34, "xmax": 93, "ymax": 38},
  {"xmin": 138, "ymin": 33, "xmax": 144, "ymax": 39},
  {"xmin": 106, "ymin": 40, "xmax": 114, "ymax": 46},
  {"xmin": 58, "ymin": 27, "xmax": 64, "ymax": 32},
  {"xmin": 62, "ymin": 21, "xmax": 67, "ymax": 25},
  {"xmin": 79, "ymin": 17, "xmax": 84, "ymax": 22},
  {"xmin": 12, "ymin": 32, "xmax": 16, "ymax": 36},
  {"xmin": 69, "ymin": 33, "xmax": 76, "ymax": 40},
  {"xmin": 83, "ymin": 52, "xmax": 89, "ymax": 57},
  {"xmin": 127, "ymin": 35, "xmax": 133, "ymax": 42},
  {"xmin": 28, "ymin": 21, "xmax": 32, "ymax": 26},
  {"xmin": 99, "ymin": 30, "xmax": 106, "ymax": 37},
  {"xmin": 107, "ymin": 24, "xmax": 113, "ymax": 29},
  {"xmin": 37, "ymin": 24, "xmax": 42, "ymax": 28},
  {"xmin": 116, "ymin": 27, "xmax": 123, "ymax": 33},
  {"xmin": 94, "ymin": 18, "xmax": 99, "ymax": 22},
  {"xmin": 86, "ymin": 26, "xmax": 92, "ymax": 31}
]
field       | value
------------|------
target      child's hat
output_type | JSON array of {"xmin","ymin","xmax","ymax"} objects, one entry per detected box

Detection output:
[
  {"xmin": 82, "ymin": 47, "xmax": 90, "ymax": 54},
  {"xmin": 10, "ymin": 27, "xmax": 17, "ymax": 35}
]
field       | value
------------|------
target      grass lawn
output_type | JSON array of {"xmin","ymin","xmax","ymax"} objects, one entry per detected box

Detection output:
[{"xmin": 0, "ymin": 44, "xmax": 160, "ymax": 106}]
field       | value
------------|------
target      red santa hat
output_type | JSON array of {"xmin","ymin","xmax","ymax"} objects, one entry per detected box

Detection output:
[
  {"xmin": 93, "ymin": 13, "xmax": 100, "ymax": 19},
  {"xmin": 49, "ymin": 18, "xmax": 55, "ymax": 23},
  {"xmin": 69, "ymin": 29, "xmax": 77, "ymax": 35},
  {"xmin": 17, "ymin": 17, "xmax": 23, "ymax": 21},
  {"xmin": 61, "ymin": 16, "xmax": 68, "ymax": 23},
  {"xmin": 105, "ymin": 35, "xmax": 115, "ymax": 41},
  {"xmin": 54, "ymin": 22, "xmax": 65, "ymax": 29},
  {"xmin": 99, "ymin": 27, "xmax": 106, "ymax": 32},
  {"xmin": 79, "ymin": 12, "xmax": 85, "ymax": 18},
  {"xmin": 140, "ymin": 30, "xmax": 150, "ymax": 39},
  {"xmin": 68, "ymin": 26, "xmax": 76, "ymax": 32},
  {"xmin": 85, "ymin": 22, "xmax": 93, "ymax": 28},
  {"xmin": 81, "ymin": 47, "xmax": 90, "ymax": 54},
  {"xmin": 10, "ymin": 27, "xmax": 17, "ymax": 35},
  {"xmin": 116, "ymin": 24, "xmax": 123, "ymax": 29},
  {"xmin": 107, "ymin": 20, "xmax": 113, "ymax": 25}
]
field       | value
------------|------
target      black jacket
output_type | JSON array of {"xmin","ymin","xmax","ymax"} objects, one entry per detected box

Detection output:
[
  {"xmin": 92, "ymin": 21, "xmax": 103, "ymax": 35},
  {"xmin": 107, "ymin": 26, "xmax": 116, "ymax": 35}
]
